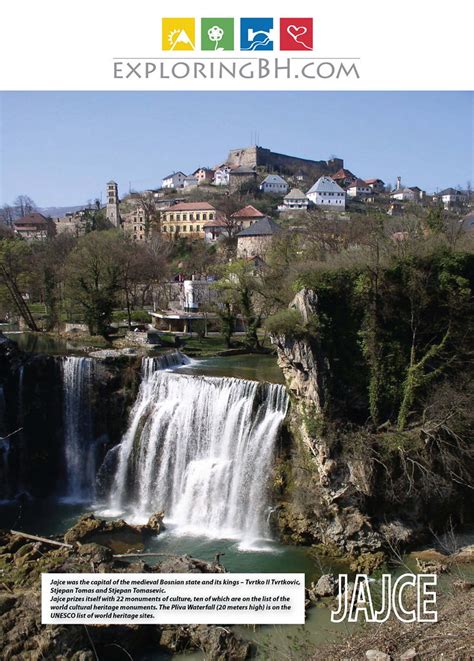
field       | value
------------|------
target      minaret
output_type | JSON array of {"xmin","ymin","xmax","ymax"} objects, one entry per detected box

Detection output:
[{"xmin": 106, "ymin": 181, "xmax": 121, "ymax": 227}]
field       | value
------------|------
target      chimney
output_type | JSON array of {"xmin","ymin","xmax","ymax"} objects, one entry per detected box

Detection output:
[{"xmin": 396, "ymin": 176, "xmax": 402, "ymax": 191}]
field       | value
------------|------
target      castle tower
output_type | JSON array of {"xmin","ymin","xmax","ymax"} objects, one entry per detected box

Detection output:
[{"xmin": 106, "ymin": 181, "xmax": 121, "ymax": 227}]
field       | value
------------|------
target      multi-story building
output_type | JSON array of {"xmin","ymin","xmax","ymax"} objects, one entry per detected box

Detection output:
[
  {"xmin": 437, "ymin": 187, "xmax": 467, "ymax": 209},
  {"xmin": 193, "ymin": 167, "xmax": 214, "ymax": 184},
  {"xmin": 279, "ymin": 188, "xmax": 308, "ymax": 211},
  {"xmin": 122, "ymin": 207, "xmax": 147, "ymax": 241},
  {"xmin": 162, "ymin": 171, "xmax": 186, "ymax": 189},
  {"xmin": 13, "ymin": 213, "xmax": 55, "ymax": 240},
  {"xmin": 213, "ymin": 166, "xmax": 231, "ymax": 186},
  {"xmin": 106, "ymin": 181, "xmax": 121, "ymax": 227},
  {"xmin": 364, "ymin": 178, "xmax": 386, "ymax": 193},
  {"xmin": 161, "ymin": 202, "xmax": 216, "ymax": 239},
  {"xmin": 260, "ymin": 174, "xmax": 289, "ymax": 195},
  {"xmin": 346, "ymin": 179, "xmax": 373, "ymax": 198},
  {"xmin": 307, "ymin": 176, "xmax": 346, "ymax": 208}
]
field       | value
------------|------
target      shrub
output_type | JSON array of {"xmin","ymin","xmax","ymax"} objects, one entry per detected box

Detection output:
[{"xmin": 264, "ymin": 308, "xmax": 306, "ymax": 337}]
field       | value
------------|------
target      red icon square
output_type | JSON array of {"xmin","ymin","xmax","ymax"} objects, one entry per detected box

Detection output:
[{"xmin": 280, "ymin": 18, "xmax": 313, "ymax": 51}]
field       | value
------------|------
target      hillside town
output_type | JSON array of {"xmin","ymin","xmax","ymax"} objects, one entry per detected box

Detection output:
[{"xmin": 1, "ymin": 143, "xmax": 473, "ymax": 343}]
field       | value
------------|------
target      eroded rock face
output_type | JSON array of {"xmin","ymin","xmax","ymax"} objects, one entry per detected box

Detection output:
[
  {"xmin": 270, "ymin": 290, "xmax": 414, "ymax": 557},
  {"xmin": 272, "ymin": 289, "xmax": 326, "ymax": 412}
]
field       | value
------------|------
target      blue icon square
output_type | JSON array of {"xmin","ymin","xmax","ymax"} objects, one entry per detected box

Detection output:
[{"xmin": 240, "ymin": 18, "xmax": 274, "ymax": 51}]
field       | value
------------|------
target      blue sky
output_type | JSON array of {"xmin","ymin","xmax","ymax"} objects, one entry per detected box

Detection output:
[{"xmin": 0, "ymin": 91, "xmax": 472, "ymax": 207}]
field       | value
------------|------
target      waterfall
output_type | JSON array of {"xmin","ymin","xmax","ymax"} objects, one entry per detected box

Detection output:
[
  {"xmin": 142, "ymin": 350, "xmax": 191, "ymax": 378},
  {"xmin": 105, "ymin": 366, "xmax": 288, "ymax": 545},
  {"xmin": 61, "ymin": 357, "xmax": 96, "ymax": 502}
]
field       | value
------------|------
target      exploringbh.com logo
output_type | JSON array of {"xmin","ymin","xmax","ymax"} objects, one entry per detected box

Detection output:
[{"xmin": 161, "ymin": 18, "xmax": 313, "ymax": 52}]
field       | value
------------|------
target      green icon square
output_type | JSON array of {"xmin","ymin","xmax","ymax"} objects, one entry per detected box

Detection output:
[{"xmin": 201, "ymin": 18, "xmax": 234, "ymax": 51}]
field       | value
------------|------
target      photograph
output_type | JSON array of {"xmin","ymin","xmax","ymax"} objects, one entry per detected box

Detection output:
[{"xmin": 0, "ymin": 6, "xmax": 473, "ymax": 660}]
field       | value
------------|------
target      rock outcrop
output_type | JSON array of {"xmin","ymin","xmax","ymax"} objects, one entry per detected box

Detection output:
[
  {"xmin": 63, "ymin": 512, "xmax": 165, "ymax": 552},
  {"xmin": 270, "ymin": 290, "xmax": 417, "ymax": 557},
  {"xmin": 0, "ymin": 523, "xmax": 249, "ymax": 660}
]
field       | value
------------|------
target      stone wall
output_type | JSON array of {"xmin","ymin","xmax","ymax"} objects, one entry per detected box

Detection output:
[
  {"xmin": 226, "ymin": 146, "xmax": 344, "ymax": 178},
  {"xmin": 236, "ymin": 235, "xmax": 273, "ymax": 259}
]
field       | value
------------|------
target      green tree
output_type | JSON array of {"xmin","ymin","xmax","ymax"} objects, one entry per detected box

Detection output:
[
  {"xmin": 214, "ymin": 260, "xmax": 263, "ymax": 349},
  {"xmin": 0, "ymin": 239, "xmax": 39, "ymax": 330},
  {"xmin": 65, "ymin": 230, "xmax": 124, "ymax": 337}
]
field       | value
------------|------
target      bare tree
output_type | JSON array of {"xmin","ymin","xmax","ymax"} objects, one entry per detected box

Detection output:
[{"xmin": 13, "ymin": 195, "xmax": 37, "ymax": 218}]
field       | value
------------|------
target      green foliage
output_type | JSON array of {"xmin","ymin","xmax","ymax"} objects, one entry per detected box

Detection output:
[
  {"xmin": 65, "ymin": 230, "xmax": 124, "ymax": 337},
  {"xmin": 129, "ymin": 309, "xmax": 151, "ymax": 323},
  {"xmin": 294, "ymin": 247, "xmax": 474, "ymax": 428},
  {"xmin": 264, "ymin": 308, "xmax": 307, "ymax": 338}
]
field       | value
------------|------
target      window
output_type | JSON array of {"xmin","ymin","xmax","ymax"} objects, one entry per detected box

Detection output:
[
  {"xmin": 176, "ymin": 214, "xmax": 181, "ymax": 221},
  {"xmin": 203, "ymin": 213, "xmax": 207, "ymax": 220},
  {"xmin": 190, "ymin": 213, "xmax": 194, "ymax": 220},
  {"xmin": 163, "ymin": 226, "xmax": 167, "ymax": 232},
  {"xmin": 196, "ymin": 213, "xmax": 201, "ymax": 220},
  {"xmin": 183, "ymin": 226, "xmax": 187, "ymax": 232},
  {"xmin": 209, "ymin": 212, "xmax": 214, "ymax": 220},
  {"xmin": 183, "ymin": 214, "xmax": 187, "ymax": 221},
  {"xmin": 190, "ymin": 225, "xmax": 194, "ymax": 232},
  {"xmin": 196, "ymin": 225, "xmax": 200, "ymax": 231}
]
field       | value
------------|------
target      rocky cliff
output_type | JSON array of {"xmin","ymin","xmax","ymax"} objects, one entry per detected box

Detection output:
[{"xmin": 270, "ymin": 289, "xmax": 469, "ymax": 559}]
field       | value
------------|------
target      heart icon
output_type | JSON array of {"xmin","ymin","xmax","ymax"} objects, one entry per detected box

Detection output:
[{"xmin": 287, "ymin": 25, "xmax": 307, "ymax": 40}]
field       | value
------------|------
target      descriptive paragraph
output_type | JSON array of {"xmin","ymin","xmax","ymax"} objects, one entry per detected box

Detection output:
[{"xmin": 42, "ymin": 573, "xmax": 305, "ymax": 624}]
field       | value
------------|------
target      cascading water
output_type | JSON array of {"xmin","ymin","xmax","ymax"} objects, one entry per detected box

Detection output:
[
  {"xmin": 61, "ymin": 356, "xmax": 96, "ymax": 502},
  {"xmin": 105, "ymin": 358, "xmax": 288, "ymax": 546}
]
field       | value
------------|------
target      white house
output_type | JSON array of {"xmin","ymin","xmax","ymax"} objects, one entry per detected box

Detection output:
[
  {"xmin": 346, "ymin": 179, "xmax": 373, "ymax": 198},
  {"xmin": 213, "ymin": 166, "xmax": 231, "ymax": 186},
  {"xmin": 307, "ymin": 176, "xmax": 346, "ymax": 209},
  {"xmin": 260, "ymin": 174, "xmax": 289, "ymax": 195},
  {"xmin": 438, "ymin": 187, "xmax": 467, "ymax": 209},
  {"xmin": 183, "ymin": 176, "xmax": 199, "ymax": 189},
  {"xmin": 391, "ymin": 177, "xmax": 425, "ymax": 202},
  {"xmin": 162, "ymin": 171, "xmax": 186, "ymax": 189},
  {"xmin": 279, "ymin": 188, "xmax": 308, "ymax": 211}
]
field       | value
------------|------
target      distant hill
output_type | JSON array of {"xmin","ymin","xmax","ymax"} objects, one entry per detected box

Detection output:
[{"xmin": 39, "ymin": 205, "xmax": 85, "ymax": 218}]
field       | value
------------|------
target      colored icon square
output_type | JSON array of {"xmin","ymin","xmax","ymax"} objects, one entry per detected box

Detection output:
[
  {"xmin": 162, "ymin": 18, "xmax": 195, "ymax": 51},
  {"xmin": 240, "ymin": 18, "xmax": 274, "ymax": 51},
  {"xmin": 280, "ymin": 18, "xmax": 313, "ymax": 51},
  {"xmin": 201, "ymin": 18, "xmax": 234, "ymax": 51}
]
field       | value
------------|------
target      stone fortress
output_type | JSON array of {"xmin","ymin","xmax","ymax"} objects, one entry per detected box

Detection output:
[{"xmin": 225, "ymin": 145, "xmax": 344, "ymax": 179}]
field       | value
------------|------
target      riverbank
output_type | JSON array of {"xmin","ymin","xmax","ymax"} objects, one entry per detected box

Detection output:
[
  {"xmin": 1, "ymin": 515, "xmax": 473, "ymax": 660},
  {"xmin": 317, "ymin": 584, "xmax": 473, "ymax": 660},
  {"xmin": 0, "ymin": 522, "xmax": 250, "ymax": 661}
]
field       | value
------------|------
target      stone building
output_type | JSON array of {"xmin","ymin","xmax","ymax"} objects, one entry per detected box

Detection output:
[
  {"xmin": 226, "ymin": 145, "xmax": 343, "ymax": 179},
  {"xmin": 106, "ymin": 181, "xmax": 121, "ymax": 227},
  {"xmin": 122, "ymin": 207, "xmax": 146, "ymax": 241},
  {"xmin": 228, "ymin": 166, "xmax": 257, "ymax": 193},
  {"xmin": 236, "ymin": 216, "xmax": 281, "ymax": 259}
]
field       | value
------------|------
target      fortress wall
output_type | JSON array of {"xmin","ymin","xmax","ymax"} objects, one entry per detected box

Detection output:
[{"xmin": 226, "ymin": 146, "xmax": 344, "ymax": 177}]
